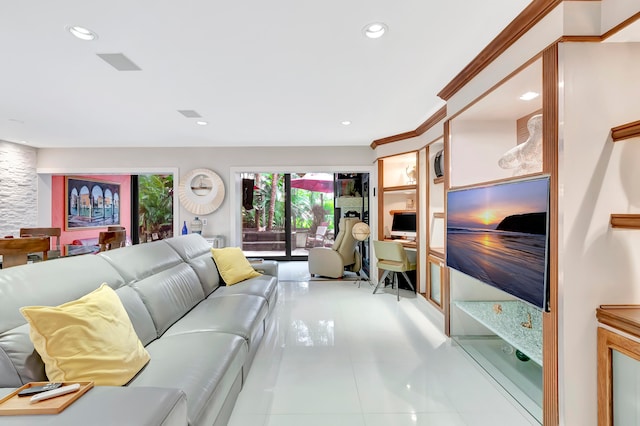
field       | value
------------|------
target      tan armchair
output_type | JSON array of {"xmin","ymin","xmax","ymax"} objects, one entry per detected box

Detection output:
[{"xmin": 308, "ymin": 217, "xmax": 361, "ymax": 278}]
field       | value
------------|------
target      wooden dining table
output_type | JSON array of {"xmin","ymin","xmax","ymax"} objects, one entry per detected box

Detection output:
[{"xmin": 0, "ymin": 237, "xmax": 50, "ymax": 269}]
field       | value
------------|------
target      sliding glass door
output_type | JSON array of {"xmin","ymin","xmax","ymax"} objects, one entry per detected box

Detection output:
[
  {"xmin": 241, "ymin": 172, "xmax": 335, "ymax": 260},
  {"xmin": 134, "ymin": 174, "xmax": 174, "ymax": 244}
]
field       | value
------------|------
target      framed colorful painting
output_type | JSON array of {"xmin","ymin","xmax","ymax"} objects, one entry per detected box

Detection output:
[{"xmin": 65, "ymin": 177, "xmax": 121, "ymax": 230}]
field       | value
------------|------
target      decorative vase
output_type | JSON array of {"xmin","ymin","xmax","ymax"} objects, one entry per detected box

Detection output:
[{"xmin": 181, "ymin": 221, "xmax": 188, "ymax": 235}]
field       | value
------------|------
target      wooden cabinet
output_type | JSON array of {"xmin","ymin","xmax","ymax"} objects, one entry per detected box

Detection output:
[
  {"xmin": 596, "ymin": 305, "xmax": 640, "ymax": 426},
  {"xmin": 427, "ymin": 253, "xmax": 444, "ymax": 311},
  {"xmin": 446, "ymin": 57, "xmax": 546, "ymax": 424},
  {"xmin": 377, "ymin": 152, "xmax": 419, "ymax": 292}
]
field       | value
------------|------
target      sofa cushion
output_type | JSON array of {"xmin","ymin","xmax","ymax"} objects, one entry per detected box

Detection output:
[
  {"xmin": 164, "ymin": 295, "xmax": 268, "ymax": 349},
  {"xmin": 211, "ymin": 247, "xmax": 261, "ymax": 285},
  {"xmin": 20, "ymin": 284, "xmax": 150, "ymax": 386},
  {"xmin": 208, "ymin": 274, "xmax": 278, "ymax": 312},
  {"xmin": 129, "ymin": 331, "xmax": 247, "ymax": 426}
]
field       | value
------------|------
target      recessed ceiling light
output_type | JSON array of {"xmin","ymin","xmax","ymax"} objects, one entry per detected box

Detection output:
[
  {"xmin": 341, "ymin": 120, "xmax": 352, "ymax": 126},
  {"xmin": 67, "ymin": 26, "xmax": 98, "ymax": 41},
  {"xmin": 519, "ymin": 91, "xmax": 540, "ymax": 101},
  {"xmin": 196, "ymin": 121, "xmax": 208, "ymax": 126},
  {"xmin": 363, "ymin": 22, "xmax": 388, "ymax": 39}
]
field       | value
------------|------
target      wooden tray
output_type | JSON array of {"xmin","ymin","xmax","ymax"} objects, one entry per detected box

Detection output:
[{"xmin": 0, "ymin": 382, "xmax": 93, "ymax": 415}]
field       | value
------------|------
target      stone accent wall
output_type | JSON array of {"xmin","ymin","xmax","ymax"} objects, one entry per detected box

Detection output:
[{"xmin": 0, "ymin": 141, "xmax": 37, "ymax": 237}]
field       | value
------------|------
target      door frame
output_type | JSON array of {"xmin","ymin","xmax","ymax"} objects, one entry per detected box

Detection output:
[
  {"xmin": 37, "ymin": 167, "xmax": 179, "ymax": 239},
  {"xmin": 229, "ymin": 165, "xmax": 377, "ymax": 261}
]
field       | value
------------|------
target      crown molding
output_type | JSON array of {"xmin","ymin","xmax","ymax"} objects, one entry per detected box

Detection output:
[
  {"xmin": 370, "ymin": 105, "xmax": 446, "ymax": 149},
  {"xmin": 438, "ymin": 0, "xmax": 562, "ymax": 101}
]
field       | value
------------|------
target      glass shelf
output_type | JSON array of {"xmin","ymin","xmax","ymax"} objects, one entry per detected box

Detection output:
[{"xmin": 454, "ymin": 300, "xmax": 543, "ymax": 366}]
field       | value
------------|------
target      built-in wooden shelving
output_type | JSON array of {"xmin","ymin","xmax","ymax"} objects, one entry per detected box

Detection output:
[
  {"xmin": 383, "ymin": 184, "xmax": 417, "ymax": 192},
  {"xmin": 389, "ymin": 209, "xmax": 416, "ymax": 216},
  {"xmin": 610, "ymin": 214, "xmax": 640, "ymax": 229},
  {"xmin": 597, "ymin": 305, "xmax": 640, "ymax": 338},
  {"xmin": 430, "ymin": 247, "xmax": 445, "ymax": 258},
  {"xmin": 611, "ymin": 120, "xmax": 640, "ymax": 142},
  {"xmin": 433, "ymin": 176, "xmax": 444, "ymax": 184},
  {"xmin": 433, "ymin": 212, "xmax": 444, "ymax": 219}
]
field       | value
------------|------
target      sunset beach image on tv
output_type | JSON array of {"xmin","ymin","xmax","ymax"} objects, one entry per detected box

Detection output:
[{"xmin": 447, "ymin": 176, "xmax": 550, "ymax": 310}]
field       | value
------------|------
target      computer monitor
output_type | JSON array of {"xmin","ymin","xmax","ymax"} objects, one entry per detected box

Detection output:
[{"xmin": 390, "ymin": 212, "xmax": 417, "ymax": 240}]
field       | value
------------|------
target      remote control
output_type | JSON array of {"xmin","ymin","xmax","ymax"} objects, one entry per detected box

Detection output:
[
  {"xmin": 18, "ymin": 382, "xmax": 62, "ymax": 397},
  {"xmin": 30, "ymin": 383, "xmax": 81, "ymax": 403}
]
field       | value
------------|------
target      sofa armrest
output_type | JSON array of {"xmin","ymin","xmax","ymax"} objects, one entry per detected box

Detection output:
[
  {"xmin": 0, "ymin": 386, "xmax": 187, "ymax": 426},
  {"xmin": 251, "ymin": 260, "xmax": 278, "ymax": 277}
]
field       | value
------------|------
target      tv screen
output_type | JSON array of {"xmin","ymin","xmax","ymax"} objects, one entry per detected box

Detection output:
[
  {"xmin": 446, "ymin": 176, "xmax": 550, "ymax": 311},
  {"xmin": 391, "ymin": 212, "xmax": 416, "ymax": 239}
]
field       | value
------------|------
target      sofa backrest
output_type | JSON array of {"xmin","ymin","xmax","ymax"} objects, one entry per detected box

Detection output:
[
  {"xmin": 97, "ymin": 239, "xmax": 206, "ymax": 337},
  {"xmin": 0, "ymin": 255, "xmax": 125, "ymax": 387},
  {"xmin": 163, "ymin": 233, "xmax": 221, "ymax": 296},
  {"xmin": 0, "ymin": 234, "xmax": 219, "ymax": 388}
]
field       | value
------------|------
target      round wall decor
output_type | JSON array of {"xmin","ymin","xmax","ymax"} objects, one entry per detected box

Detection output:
[
  {"xmin": 178, "ymin": 168, "xmax": 225, "ymax": 215},
  {"xmin": 434, "ymin": 149, "xmax": 444, "ymax": 178}
]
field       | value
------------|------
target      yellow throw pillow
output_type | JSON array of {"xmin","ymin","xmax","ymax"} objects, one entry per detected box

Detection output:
[
  {"xmin": 211, "ymin": 247, "xmax": 261, "ymax": 285},
  {"xmin": 20, "ymin": 284, "xmax": 150, "ymax": 386}
]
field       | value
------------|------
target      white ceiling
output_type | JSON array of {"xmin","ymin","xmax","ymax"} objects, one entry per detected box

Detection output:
[{"xmin": 0, "ymin": 1, "xmax": 531, "ymax": 149}]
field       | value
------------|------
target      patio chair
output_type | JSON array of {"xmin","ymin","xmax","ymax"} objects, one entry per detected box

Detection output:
[{"xmin": 306, "ymin": 225, "xmax": 328, "ymax": 248}]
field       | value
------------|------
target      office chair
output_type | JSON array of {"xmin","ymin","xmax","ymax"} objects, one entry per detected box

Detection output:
[{"xmin": 372, "ymin": 240, "xmax": 416, "ymax": 301}]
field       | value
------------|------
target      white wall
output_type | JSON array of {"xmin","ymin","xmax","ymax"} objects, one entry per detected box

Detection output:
[
  {"xmin": 0, "ymin": 141, "xmax": 38, "ymax": 237},
  {"xmin": 449, "ymin": 120, "xmax": 517, "ymax": 187},
  {"xmin": 36, "ymin": 145, "xmax": 376, "ymax": 244},
  {"xmin": 558, "ymin": 41, "xmax": 640, "ymax": 426},
  {"xmin": 600, "ymin": 0, "xmax": 640, "ymax": 34}
]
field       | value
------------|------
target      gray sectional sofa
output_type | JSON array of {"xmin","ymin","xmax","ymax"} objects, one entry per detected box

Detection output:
[{"xmin": 0, "ymin": 234, "xmax": 278, "ymax": 425}]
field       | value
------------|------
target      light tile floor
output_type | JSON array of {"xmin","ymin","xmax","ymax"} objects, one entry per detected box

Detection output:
[{"xmin": 228, "ymin": 262, "xmax": 538, "ymax": 426}]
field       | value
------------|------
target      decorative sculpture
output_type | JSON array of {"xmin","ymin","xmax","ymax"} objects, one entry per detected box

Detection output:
[
  {"xmin": 498, "ymin": 114, "xmax": 543, "ymax": 176},
  {"xmin": 521, "ymin": 312, "xmax": 533, "ymax": 329}
]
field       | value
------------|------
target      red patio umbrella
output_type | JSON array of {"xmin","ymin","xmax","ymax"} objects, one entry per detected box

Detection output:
[{"xmin": 291, "ymin": 173, "xmax": 334, "ymax": 193}]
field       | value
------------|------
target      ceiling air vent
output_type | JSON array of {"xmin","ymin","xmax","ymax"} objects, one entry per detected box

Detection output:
[
  {"xmin": 177, "ymin": 110, "xmax": 202, "ymax": 118},
  {"xmin": 96, "ymin": 53, "xmax": 142, "ymax": 71}
]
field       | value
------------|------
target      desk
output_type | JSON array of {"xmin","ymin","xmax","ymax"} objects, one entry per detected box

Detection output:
[{"xmin": 384, "ymin": 238, "xmax": 416, "ymax": 250}]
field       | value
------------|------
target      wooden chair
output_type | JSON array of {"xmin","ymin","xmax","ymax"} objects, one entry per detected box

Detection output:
[
  {"xmin": 107, "ymin": 226, "xmax": 125, "ymax": 232},
  {"xmin": 19, "ymin": 227, "xmax": 61, "ymax": 259},
  {"xmin": 0, "ymin": 237, "xmax": 50, "ymax": 268},
  {"xmin": 98, "ymin": 230, "xmax": 126, "ymax": 252}
]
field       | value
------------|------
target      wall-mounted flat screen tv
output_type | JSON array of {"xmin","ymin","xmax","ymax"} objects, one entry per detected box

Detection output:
[{"xmin": 446, "ymin": 176, "xmax": 550, "ymax": 311}]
